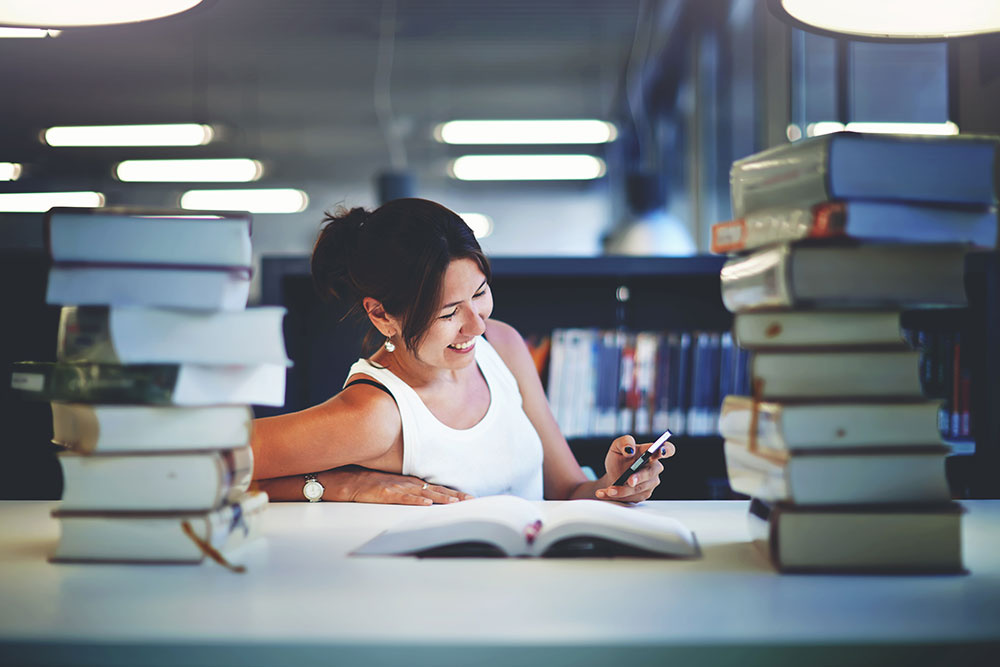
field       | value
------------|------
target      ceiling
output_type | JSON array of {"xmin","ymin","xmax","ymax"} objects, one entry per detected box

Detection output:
[{"xmin": 0, "ymin": 0, "xmax": 647, "ymax": 201}]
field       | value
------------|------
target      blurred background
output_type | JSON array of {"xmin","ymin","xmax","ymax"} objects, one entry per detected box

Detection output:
[
  {"xmin": 1, "ymin": 0, "xmax": 998, "ymax": 498},
  {"xmin": 2, "ymin": 0, "xmax": 995, "ymax": 277}
]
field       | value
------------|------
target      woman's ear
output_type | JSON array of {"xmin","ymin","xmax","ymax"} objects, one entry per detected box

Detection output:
[{"xmin": 362, "ymin": 297, "xmax": 397, "ymax": 337}]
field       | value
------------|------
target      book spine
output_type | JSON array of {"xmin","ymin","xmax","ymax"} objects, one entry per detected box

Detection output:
[{"xmin": 720, "ymin": 245, "xmax": 794, "ymax": 312}]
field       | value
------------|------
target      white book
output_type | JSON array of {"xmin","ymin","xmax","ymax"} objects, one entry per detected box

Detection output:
[
  {"xmin": 57, "ymin": 306, "xmax": 289, "ymax": 365},
  {"xmin": 46, "ymin": 264, "xmax": 251, "ymax": 311},
  {"xmin": 725, "ymin": 441, "xmax": 951, "ymax": 505},
  {"xmin": 46, "ymin": 208, "xmax": 252, "ymax": 269},
  {"xmin": 717, "ymin": 395, "xmax": 944, "ymax": 452},
  {"xmin": 58, "ymin": 446, "xmax": 254, "ymax": 512},
  {"xmin": 51, "ymin": 403, "xmax": 253, "ymax": 453},
  {"xmin": 52, "ymin": 491, "xmax": 268, "ymax": 564}
]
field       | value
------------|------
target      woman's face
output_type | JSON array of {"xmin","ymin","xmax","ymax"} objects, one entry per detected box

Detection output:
[{"xmin": 412, "ymin": 257, "xmax": 493, "ymax": 369}]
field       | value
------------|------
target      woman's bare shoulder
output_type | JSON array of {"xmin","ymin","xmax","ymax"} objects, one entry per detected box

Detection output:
[
  {"xmin": 330, "ymin": 373, "xmax": 402, "ymax": 445},
  {"xmin": 483, "ymin": 319, "xmax": 535, "ymax": 374}
]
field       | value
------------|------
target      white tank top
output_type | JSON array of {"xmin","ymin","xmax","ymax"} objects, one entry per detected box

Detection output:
[{"xmin": 345, "ymin": 336, "xmax": 544, "ymax": 499}]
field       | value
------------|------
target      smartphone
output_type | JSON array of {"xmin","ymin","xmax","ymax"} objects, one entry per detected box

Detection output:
[{"xmin": 612, "ymin": 429, "xmax": 672, "ymax": 487}]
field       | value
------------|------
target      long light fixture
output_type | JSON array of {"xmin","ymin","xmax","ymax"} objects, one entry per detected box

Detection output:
[
  {"xmin": 449, "ymin": 155, "xmax": 607, "ymax": 181},
  {"xmin": 436, "ymin": 120, "xmax": 617, "ymax": 145},
  {"xmin": 0, "ymin": 191, "xmax": 104, "ymax": 212},
  {"xmin": 43, "ymin": 124, "xmax": 214, "ymax": 147},
  {"xmin": 116, "ymin": 159, "xmax": 263, "ymax": 182},
  {"xmin": 0, "ymin": 1, "xmax": 205, "ymax": 28},
  {"xmin": 0, "ymin": 162, "xmax": 22, "ymax": 181},
  {"xmin": 768, "ymin": 0, "xmax": 1000, "ymax": 40},
  {"xmin": 803, "ymin": 121, "xmax": 960, "ymax": 138},
  {"xmin": 180, "ymin": 189, "xmax": 309, "ymax": 214},
  {"xmin": 0, "ymin": 28, "xmax": 60, "ymax": 38},
  {"xmin": 459, "ymin": 213, "xmax": 494, "ymax": 239}
]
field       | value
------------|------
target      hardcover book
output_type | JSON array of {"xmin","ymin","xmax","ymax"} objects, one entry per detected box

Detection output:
[
  {"xmin": 724, "ymin": 441, "xmax": 951, "ymax": 505},
  {"xmin": 57, "ymin": 446, "xmax": 254, "ymax": 512},
  {"xmin": 51, "ymin": 403, "xmax": 253, "ymax": 453},
  {"xmin": 747, "ymin": 349, "xmax": 924, "ymax": 400},
  {"xmin": 719, "ymin": 242, "xmax": 968, "ymax": 312},
  {"xmin": 352, "ymin": 495, "xmax": 700, "ymax": 559},
  {"xmin": 717, "ymin": 395, "xmax": 944, "ymax": 452},
  {"xmin": 729, "ymin": 132, "xmax": 998, "ymax": 218},
  {"xmin": 731, "ymin": 309, "xmax": 910, "ymax": 349},
  {"xmin": 711, "ymin": 200, "xmax": 998, "ymax": 254},
  {"xmin": 52, "ymin": 490, "xmax": 268, "ymax": 564},
  {"xmin": 46, "ymin": 263, "xmax": 252, "ymax": 311},
  {"xmin": 45, "ymin": 207, "xmax": 253, "ymax": 269},
  {"xmin": 747, "ymin": 498, "xmax": 964, "ymax": 574},
  {"xmin": 11, "ymin": 360, "xmax": 287, "ymax": 406},
  {"xmin": 57, "ymin": 305, "xmax": 290, "ymax": 366}
]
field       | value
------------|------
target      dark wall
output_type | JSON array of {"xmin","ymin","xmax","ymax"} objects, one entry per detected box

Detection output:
[{"xmin": 0, "ymin": 251, "xmax": 61, "ymax": 499}]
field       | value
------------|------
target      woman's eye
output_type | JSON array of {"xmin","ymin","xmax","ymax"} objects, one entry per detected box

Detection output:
[
  {"xmin": 473, "ymin": 290, "xmax": 486, "ymax": 298},
  {"xmin": 440, "ymin": 311, "xmax": 457, "ymax": 320}
]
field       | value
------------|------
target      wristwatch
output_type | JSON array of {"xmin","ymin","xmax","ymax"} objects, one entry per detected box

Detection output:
[{"xmin": 302, "ymin": 474, "xmax": 324, "ymax": 502}]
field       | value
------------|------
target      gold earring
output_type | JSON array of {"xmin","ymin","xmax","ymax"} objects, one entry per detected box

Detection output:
[{"xmin": 384, "ymin": 337, "xmax": 396, "ymax": 353}]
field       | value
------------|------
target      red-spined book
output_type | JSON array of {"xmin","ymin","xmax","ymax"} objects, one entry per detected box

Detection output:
[{"xmin": 711, "ymin": 200, "xmax": 998, "ymax": 255}]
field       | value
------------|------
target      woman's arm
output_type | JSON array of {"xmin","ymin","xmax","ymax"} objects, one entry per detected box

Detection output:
[
  {"xmin": 254, "ymin": 466, "xmax": 472, "ymax": 504},
  {"xmin": 250, "ymin": 381, "xmax": 404, "ymax": 480},
  {"xmin": 484, "ymin": 319, "xmax": 671, "ymax": 501}
]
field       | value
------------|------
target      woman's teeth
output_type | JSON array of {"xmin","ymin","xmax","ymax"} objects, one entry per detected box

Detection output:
[{"xmin": 449, "ymin": 340, "xmax": 474, "ymax": 350}]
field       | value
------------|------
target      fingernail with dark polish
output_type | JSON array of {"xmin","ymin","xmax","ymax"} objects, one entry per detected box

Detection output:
[{"xmin": 624, "ymin": 446, "xmax": 635, "ymax": 455}]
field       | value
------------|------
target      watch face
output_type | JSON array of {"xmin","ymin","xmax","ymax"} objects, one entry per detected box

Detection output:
[{"xmin": 303, "ymin": 480, "xmax": 324, "ymax": 501}]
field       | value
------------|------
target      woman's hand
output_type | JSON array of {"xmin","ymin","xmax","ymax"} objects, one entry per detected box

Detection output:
[
  {"xmin": 595, "ymin": 435, "xmax": 674, "ymax": 503},
  {"xmin": 322, "ymin": 466, "xmax": 474, "ymax": 505}
]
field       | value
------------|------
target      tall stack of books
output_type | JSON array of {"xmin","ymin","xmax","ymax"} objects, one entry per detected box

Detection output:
[
  {"xmin": 10, "ymin": 207, "xmax": 288, "ymax": 568},
  {"xmin": 711, "ymin": 131, "xmax": 999, "ymax": 573}
]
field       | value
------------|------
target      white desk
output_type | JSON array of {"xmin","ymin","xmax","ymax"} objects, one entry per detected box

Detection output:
[{"xmin": 1, "ymin": 500, "xmax": 998, "ymax": 666}]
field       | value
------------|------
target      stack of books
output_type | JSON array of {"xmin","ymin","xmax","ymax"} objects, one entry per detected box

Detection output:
[
  {"xmin": 10, "ymin": 207, "xmax": 289, "ymax": 568},
  {"xmin": 712, "ymin": 131, "xmax": 999, "ymax": 573}
]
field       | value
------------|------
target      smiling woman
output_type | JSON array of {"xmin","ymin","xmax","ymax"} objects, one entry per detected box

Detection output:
[{"xmin": 250, "ymin": 198, "xmax": 673, "ymax": 506}]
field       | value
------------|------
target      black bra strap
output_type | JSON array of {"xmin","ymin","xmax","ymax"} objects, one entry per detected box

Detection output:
[{"xmin": 344, "ymin": 378, "xmax": 394, "ymax": 398}]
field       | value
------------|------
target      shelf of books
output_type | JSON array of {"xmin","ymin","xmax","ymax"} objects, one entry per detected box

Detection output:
[
  {"xmin": 9, "ymin": 208, "xmax": 284, "ymax": 567},
  {"xmin": 712, "ymin": 130, "xmax": 999, "ymax": 573}
]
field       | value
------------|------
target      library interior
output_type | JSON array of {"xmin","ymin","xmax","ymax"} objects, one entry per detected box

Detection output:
[{"xmin": 1, "ymin": 1, "xmax": 999, "ymax": 665}]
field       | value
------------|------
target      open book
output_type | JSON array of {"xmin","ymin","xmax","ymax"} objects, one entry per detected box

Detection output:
[{"xmin": 352, "ymin": 495, "xmax": 700, "ymax": 558}]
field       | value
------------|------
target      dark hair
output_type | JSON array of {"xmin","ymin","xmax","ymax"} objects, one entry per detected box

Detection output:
[{"xmin": 311, "ymin": 198, "xmax": 492, "ymax": 353}]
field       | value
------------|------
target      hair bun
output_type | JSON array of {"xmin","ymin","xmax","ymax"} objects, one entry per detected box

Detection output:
[{"xmin": 311, "ymin": 206, "xmax": 370, "ymax": 302}]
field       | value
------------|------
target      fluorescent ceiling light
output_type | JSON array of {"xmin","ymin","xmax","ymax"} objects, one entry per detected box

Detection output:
[
  {"xmin": 0, "ymin": 191, "xmax": 104, "ymax": 212},
  {"xmin": 770, "ymin": 0, "xmax": 1000, "ymax": 40},
  {"xmin": 806, "ymin": 121, "xmax": 960, "ymax": 138},
  {"xmin": 845, "ymin": 121, "xmax": 960, "ymax": 136},
  {"xmin": 180, "ymin": 189, "xmax": 309, "ymax": 214},
  {"xmin": 0, "ymin": 28, "xmax": 60, "ymax": 38},
  {"xmin": 449, "ymin": 155, "xmax": 607, "ymax": 181},
  {"xmin": 116, "ymin": 159, "xmax": 263, "ymax": 182},
  {"xmin": 459, "ymin": 213, "xmax": 494, "ymax": 239},
  {"xmin": 43, "ymin": 123, "xmax": 214, "ymax": 147},
  {"xmin": 0, "ymin": 162, "xmax": 22, "ymax": 181},
  {"xmin": 436, "ymin": 120, "xmax": 617, "ymax": 145},
  {"xmin": 0, "ymin": 1, "xmax": 204, "ymax": 28}
]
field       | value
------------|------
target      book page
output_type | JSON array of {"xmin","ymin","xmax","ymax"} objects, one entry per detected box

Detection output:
[
  {"xmin": 536, "ymin": 500, "xmax": 699, "ymax": 558},
  {"xmin": 352, "ymin": 495, "xmax": 543, "ymax": 557}
]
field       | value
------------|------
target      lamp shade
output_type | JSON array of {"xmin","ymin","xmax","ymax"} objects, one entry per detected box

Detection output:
[
  {"xmin": 767, "ymin": 0, "xmax": 1000, "ymax": 41},
  {"xmin": 0, "ymin": 1, "xmax": 206, "ymax": 28}
]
